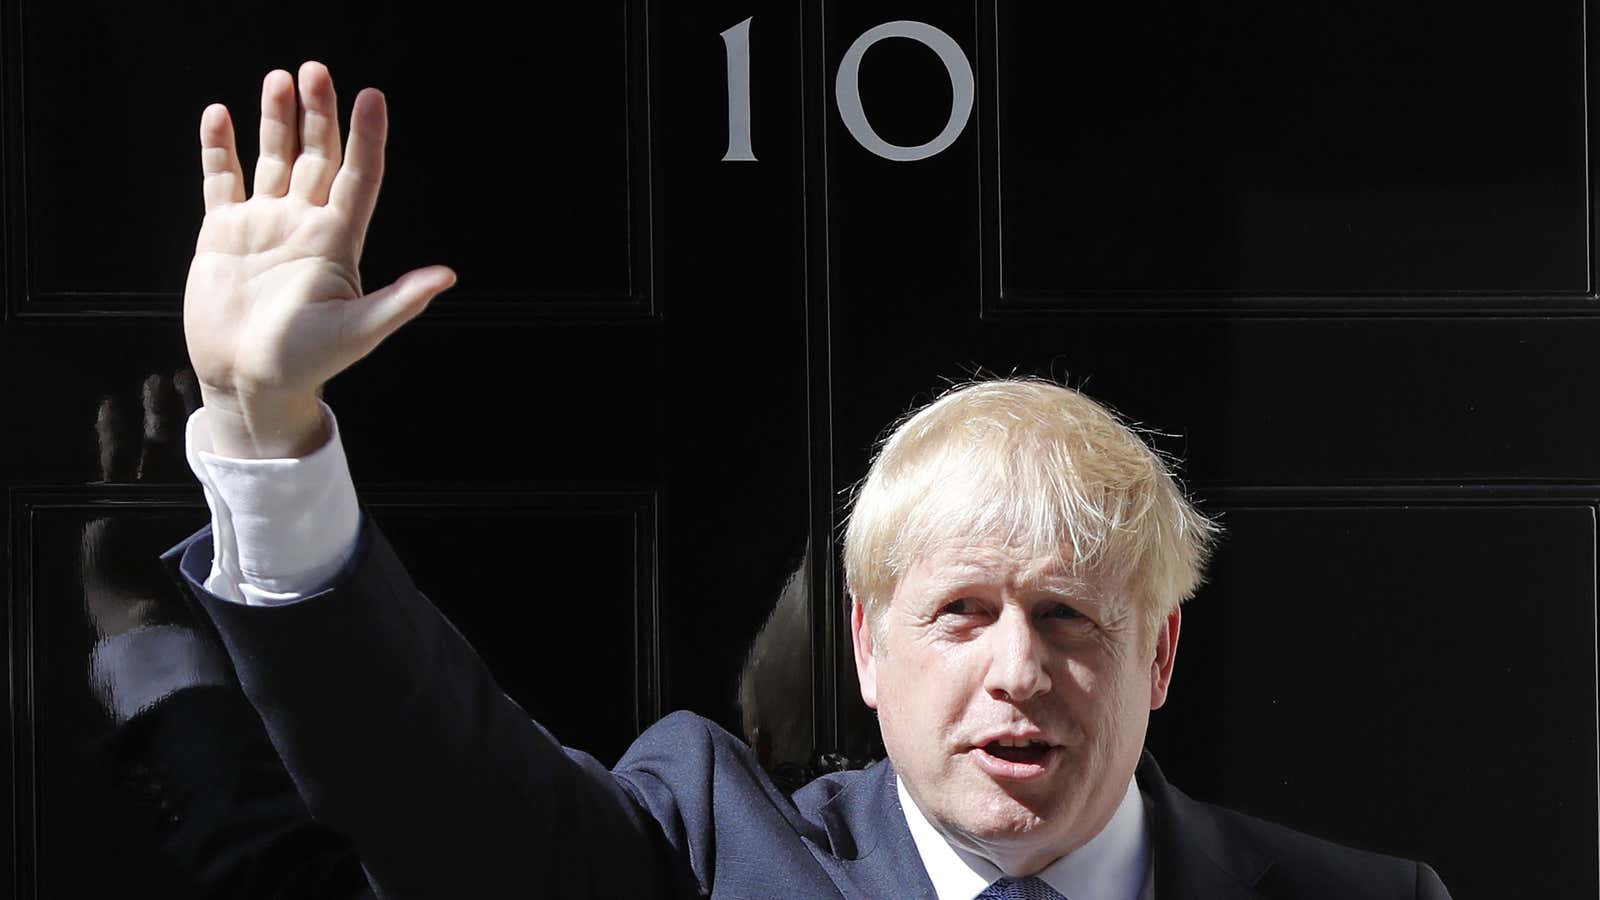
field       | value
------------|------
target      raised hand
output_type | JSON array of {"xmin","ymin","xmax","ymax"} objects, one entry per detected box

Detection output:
[{"xmin": 183, "ymin": 61, "xmax": 455, "ymax": 458}]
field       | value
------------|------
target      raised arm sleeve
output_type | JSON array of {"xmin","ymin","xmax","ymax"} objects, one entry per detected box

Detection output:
[
  {"xmin": 184, "ymin": 401, "xmax": 362, "ymax": 606},
  {"xmin": 164, "ymin": 510, "xmax": 676, "ymax": 897}
]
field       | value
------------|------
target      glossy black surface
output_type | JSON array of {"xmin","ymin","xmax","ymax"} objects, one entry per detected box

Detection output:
[
  {"xmin": 1147, "ymin": 498, "xmax": 1598, "ymax": 899},
  {"xmin": 26, "ymin": 505, "xmax": 216, "ymax": 898},
  {"xmin": 21, "ymin": 1, "xmax": 641, "ymax": 312},
  {"xmin": 991, "ymin": 1, "xmax": 1589, "ymax": 298},
  {"xmin": 4, "ymin": 0, "xmax": 1595, "ymax": 895}
]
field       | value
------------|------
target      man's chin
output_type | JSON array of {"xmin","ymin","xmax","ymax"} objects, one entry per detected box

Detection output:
[
  {"xmin": 938, "ymin": 803, "xmax": 1068, "ymax": 871},
  {"xmin": 949, "ymin": 779, "xmax": 1074, "ymax": 840}
]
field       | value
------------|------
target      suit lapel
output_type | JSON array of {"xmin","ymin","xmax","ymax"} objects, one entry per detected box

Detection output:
[
  {"xmin": 1137, "ymin": 750, "xmax": 1271, "ymax": 900},
  {"xmin": 814, "ymin": 760, "xmax": 938, "ymax": 899}
]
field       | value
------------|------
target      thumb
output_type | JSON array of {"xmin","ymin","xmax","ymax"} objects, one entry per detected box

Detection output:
[{"xmin": 346, "ymin": 266, "xmax": 456, "ymax": 354}]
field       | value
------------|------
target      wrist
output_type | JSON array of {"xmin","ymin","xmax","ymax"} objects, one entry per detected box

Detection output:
[{"xmin": 199, "ymin": 387, "xmax": 329, "ymax": 459}]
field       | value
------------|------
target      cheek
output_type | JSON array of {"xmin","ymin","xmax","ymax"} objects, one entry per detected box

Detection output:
[
  {"xmin": 879, "ymin": 648, "xmax": 977, "ymax": 732},
  {"xmin": 1059, "ymin": 652, "xmax": 1148, "ymax": 724}
]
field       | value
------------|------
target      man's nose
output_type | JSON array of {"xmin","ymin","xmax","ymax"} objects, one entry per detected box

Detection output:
[{"xmin": 983, "ymin": 609, "xmax": 1051, "ymax": 702}]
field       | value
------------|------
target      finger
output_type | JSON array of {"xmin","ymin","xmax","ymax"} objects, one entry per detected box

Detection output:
[
  {"xmin": 95, "ymin": 397, "xmax": 118, "ymax": 483},
  {"xmin": 141, "ymin": 374, "xmax": 163, "ymax": 440},
  {"xmin": 137, "ymin": 374, "xmax": 162, "ymax": 480},
  {"xmin": 254, "ymin": 69, "xmax": 298, "ymax": 198},
  {"xmin": 342, "ymin": 266, "xmax": 456, "ymax": 357},
  {"xmin": 95, "ymin": 395, "xmax": 136, "ymax": 484},
  {"xmin": 138, "ymin": 373, "xmax": 186, "ymax": 482},
  {"xmin": 141, "ymin": 373, "xmax": 183, "ymax": 444},
  {"xmin": 199, "ymin": 104, "xmax": 246, "ymax": 213},
  {"xmin": 329, "ymin": 87, "xmax": 387, "ymax": 253},
  {"xmin": 289, "ymin": 60, "xmax": 343, "ymax": 206},
  {"xmin": 172, "ymin": 368, "xmax": 201, "ymax": 418}
]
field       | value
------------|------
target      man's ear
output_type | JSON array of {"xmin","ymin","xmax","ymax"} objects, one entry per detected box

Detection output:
[
  {"xmin": 850, "ymin": 596, "xmax": 879, "ymax": 709},
  {"xmin": 1149, "ymin": 607, "xmax": 1181, "ymax": 710}
]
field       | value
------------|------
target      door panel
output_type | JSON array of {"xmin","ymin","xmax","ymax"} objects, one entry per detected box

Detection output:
[
  {"xmin": 989, "ymin": 1, "xmax": 1588, "ymax": 298},
  {"xmin": 4, "ymin": 0, "xmax": 1591, "ymax": 896}
]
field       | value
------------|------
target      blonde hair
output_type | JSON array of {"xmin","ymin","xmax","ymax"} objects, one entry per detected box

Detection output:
[{"xmin": 842, "ymin": 378, "xmax": 1220, "ymax": 639}]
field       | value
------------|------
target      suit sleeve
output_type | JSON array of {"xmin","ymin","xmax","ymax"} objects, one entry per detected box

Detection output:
[
  {"xmin": 165, "ymin": 512, "xmax": 678, "ymax": 899},
  {"xmin": 1415, "ymin": 861, "xmax": 1452, "ymax": 899}
]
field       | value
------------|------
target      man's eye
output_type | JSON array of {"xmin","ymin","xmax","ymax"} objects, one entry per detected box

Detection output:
[
  {"xmin": 1047, "ymin": 603, "xmax": 1082, "ymax": 620},
  {"xmin": 940, "ymin": 598, "xmax": 974, "ymax": 616}
]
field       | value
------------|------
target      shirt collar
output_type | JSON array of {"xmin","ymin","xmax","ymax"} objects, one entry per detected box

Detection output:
[{"xmin": 896, "ymin": 770, "xmax": 1151, "ymax": 900}]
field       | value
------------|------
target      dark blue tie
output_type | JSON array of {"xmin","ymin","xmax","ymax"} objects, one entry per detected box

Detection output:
[{"xmin": 975, "ymin": 876, "xmax": 1067, "ymax": 900}]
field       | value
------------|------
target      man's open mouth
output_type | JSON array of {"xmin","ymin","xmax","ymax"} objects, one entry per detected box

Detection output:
[
  {"xmin": 971, "ymin": 738, "xmax": 1060, "ymax": 780},
  {"xmin": 982, "ymin": 739, "xmax": 1053, "ymax": 764}
]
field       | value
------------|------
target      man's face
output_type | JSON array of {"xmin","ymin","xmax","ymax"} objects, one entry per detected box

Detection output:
[{"xmin": 851, "ymin": 535, "xmax": 1180, "ymax": 875}]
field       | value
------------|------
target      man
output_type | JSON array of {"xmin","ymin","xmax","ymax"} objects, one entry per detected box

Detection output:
[{"xmin": 169, "ymin": 60, "xmax": 1453, "ymax": 897}]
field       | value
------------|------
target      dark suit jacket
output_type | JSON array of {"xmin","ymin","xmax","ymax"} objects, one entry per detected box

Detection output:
[{"xmin": 162, "ymin": 510, "xmax": 1452, "ymax": 899}]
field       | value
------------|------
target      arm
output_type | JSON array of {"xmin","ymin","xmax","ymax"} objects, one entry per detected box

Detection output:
[
  {"xmin": 1415, "ymin": 861, "xmax": 1452, "ymax": 900},
  {"xmin": 175, "ymin": 398, "xmax": 685, "ymax": 895},
  {"xmin": 179, "ymin": 62, "xmax": 676, "ymax": 896},
  {"xmin": 168, "ymin": 512, "xmax": 672, "ymax": 897}
]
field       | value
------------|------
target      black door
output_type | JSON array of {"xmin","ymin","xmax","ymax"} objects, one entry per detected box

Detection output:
[{"xmin": 4, "ymin": 2, "xmax": 1591, "ymax": 896}]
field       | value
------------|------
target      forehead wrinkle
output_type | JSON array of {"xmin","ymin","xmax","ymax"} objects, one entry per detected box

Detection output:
[
  {"xmin": 989, "ymin": 544, "xmax": 1119, "ymax": 605},
  {"xmin": 916, "ymin": 539, "xmax": 1099, "ymax": 597},
  {"xmin": 1020, "ymin": 571, "xmax": 1090, "ymax": 595}
]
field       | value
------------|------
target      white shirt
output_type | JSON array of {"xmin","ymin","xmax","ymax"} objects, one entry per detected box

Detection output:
[
  {"xmin": 184, "ymin": 403, "xmax": 361, "ymax": 605},
  {"xmin": 897, "ymin": 773, "xmax": 1154, "ymax": 900},
  {"xmin": 184, "ymin": 403, "xmax": 1157, "ymax": 899}
]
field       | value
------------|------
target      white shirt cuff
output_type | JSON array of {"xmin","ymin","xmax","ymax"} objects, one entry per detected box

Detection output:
[{"xmin": 184, "ymin": 400, "xmax": 362, "ymax": 606}]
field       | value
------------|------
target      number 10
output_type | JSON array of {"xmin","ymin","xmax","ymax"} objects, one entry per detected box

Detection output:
[{"xmin": 719, "ymin": 17, "xmax": 976, "ymax": 163}]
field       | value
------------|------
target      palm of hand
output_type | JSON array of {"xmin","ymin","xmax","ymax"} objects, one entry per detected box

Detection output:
[
  {"xmin": 183, "ymin": 61, "xmax": 454, "ymax": 407},
  {"xmin": 186, "ymin": 195, "xmax": 363, "ymax": 397}
]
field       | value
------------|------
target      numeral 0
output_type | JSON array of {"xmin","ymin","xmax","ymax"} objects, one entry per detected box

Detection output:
[{"xmin": 720, "ymin": 17, "xmax": 975, "ymax": 163}]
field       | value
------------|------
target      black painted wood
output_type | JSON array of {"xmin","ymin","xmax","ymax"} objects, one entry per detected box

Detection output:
[
  {"xmin": 1149, "ymin": 493, "xmax": 1599, "ymax": 900},
  {"xmin": 984, "ymin": 0, "xmax": 1590, "ymax": 308},
  {"xmin": 3, "ymin": 0, "xmax": 1594, "ymax": 896},
  {"xmin": 15, "ymin": 0, "xmax": 648, "ymax": 316}
]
